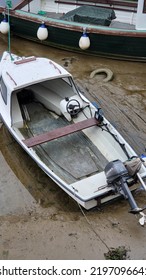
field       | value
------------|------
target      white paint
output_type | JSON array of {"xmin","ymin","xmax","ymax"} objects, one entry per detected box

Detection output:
[
  {"xmin": 113, "ymin": 10, "xmax": 136, "ymax": 24},
  {"xmin": 136, "ymin": 0, "xmax": 146, "ymax": 29},
  {"xmin": 41, "ymin": 0, "xmax": 76, "ymax": 13},
  {"xmin": 22, "ymin": 0, "xmax": 41, "ymax": 13}
]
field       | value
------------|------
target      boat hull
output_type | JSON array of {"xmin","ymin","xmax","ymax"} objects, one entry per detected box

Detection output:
[
  {"xmin": 1, "ymin": 10, "xmax": 146, "ymax": 61},
  {"xmin": 0, "ymin": 118, "xmax": 139, "ymax": 211}
]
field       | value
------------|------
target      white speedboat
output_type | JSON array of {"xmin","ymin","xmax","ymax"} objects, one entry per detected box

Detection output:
[{"xmin": 0, "ymin": 51, "xmax": 146, "ymax": 224}]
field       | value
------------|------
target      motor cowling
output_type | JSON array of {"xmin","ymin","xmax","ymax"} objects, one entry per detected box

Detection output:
[{"xmin": 105, "ymin": 159, "xmax": 128, "ymax": 184}]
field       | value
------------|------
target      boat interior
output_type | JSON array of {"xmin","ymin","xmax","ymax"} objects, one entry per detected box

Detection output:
[
  {"xmin": 35, "ymin": 6, "xmax": 137, "ymax": 30},
  {"xmin": 38, "ymin": 0, "xmax": 137, "ymax": 29},
  {"xmin": 11, "ymin": 77, "xmax": 128, "ymax": 185}
]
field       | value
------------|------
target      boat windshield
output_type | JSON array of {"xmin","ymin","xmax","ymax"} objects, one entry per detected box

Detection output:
[
  {"xmin": 0, "ymin": 77, "xmax": 7, "ymax": 105},
  {"xmin": 67, "ymin": 76, "xmax": 79, "ymax": 95}
]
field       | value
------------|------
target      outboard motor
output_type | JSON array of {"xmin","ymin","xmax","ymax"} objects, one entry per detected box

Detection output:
[{"xmin": 105, "ymin": 159, "xmax": 142, "ymax": 214}]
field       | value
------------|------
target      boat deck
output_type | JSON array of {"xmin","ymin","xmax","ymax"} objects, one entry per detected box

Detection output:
[
  {"xmin": 20, "ymin": 101, "xmax": 108, "ymax": 184},
  {"xmin": 110, "ymin": 21, "xmax": 135, "ymax": 29},
  {"xmin": 45, "ymin": 11, "xmax": 136, "ymax": 30}
]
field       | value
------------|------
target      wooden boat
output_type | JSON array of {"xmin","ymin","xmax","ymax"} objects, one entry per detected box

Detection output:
[
  {"xmin": 0, "ymin": 0, "xmax": 146, "ymax": 61},
  {"xmin": 0, "ymin": 51, "xmax": 146, "ymax": 224}
]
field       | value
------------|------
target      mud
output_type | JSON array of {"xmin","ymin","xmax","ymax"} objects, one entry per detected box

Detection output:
[{"xmin": 0, "ymin": 34, "xmax": 146, "ymax": 260}]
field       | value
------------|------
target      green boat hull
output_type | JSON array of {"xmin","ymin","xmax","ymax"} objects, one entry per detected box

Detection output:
[{"xmin": 1, "ymin": 12, "xmax": 146, "ymax": 61}]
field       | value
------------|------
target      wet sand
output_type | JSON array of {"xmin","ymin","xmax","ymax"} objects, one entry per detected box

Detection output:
[{"xmin": 0, "ymin": 34, "xmax": 146, "ymax": 260}]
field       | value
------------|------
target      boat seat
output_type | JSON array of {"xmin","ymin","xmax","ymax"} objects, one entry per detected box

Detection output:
[
  {"xmin": 30, "ymin": 84, "xmax": 62, "ymax": 115},
  {"xmin": 12, "ymin": 93, "xmax": 23, "ymax": 128},
  {"xmin": 23, "ymin": 117, "xmax": 100, "ymax": 148}
]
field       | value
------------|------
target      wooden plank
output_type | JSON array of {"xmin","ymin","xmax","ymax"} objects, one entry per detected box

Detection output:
[{"xmin": 23, "ymin": 117, "xmax": 99, "ymax": 148}]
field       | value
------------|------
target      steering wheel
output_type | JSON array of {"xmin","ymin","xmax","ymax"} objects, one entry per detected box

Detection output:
[{"xmin": 66, "ymin": 99, "xmax": 81, "ymax": 117}]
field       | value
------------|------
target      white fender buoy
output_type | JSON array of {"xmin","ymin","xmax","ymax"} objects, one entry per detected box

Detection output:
[
  {"xmin": 0, "ymin": 18, "xmax": 9, "ymax": 34},
  {"xmin": 90, "ymin": 68, "xmax": 114, "ymax": 82},
  {"xmin": 79, "ymin": 32, "xmax": 90, "ymax": 50},
  {"xmin": 37, "ymin": 22, "xmax": 48, "ymax": 41}
]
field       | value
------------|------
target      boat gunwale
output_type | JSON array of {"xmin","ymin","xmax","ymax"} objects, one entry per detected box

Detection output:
[{"xmin": 15, "ymin": 10, "xmax": 140, "ymax": 35}]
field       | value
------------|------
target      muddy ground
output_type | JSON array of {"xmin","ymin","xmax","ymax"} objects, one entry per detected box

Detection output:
[{"xmin": 0, "ymin": 35, "xmax": 146, "ymax": 260}]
